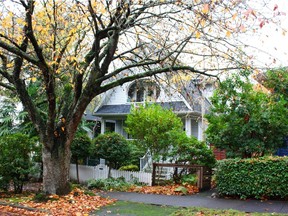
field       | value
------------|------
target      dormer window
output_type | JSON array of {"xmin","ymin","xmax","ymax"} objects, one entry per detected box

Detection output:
[{"xmin": 128, "ymin": 79, "xmax": 160, "ymax": 102}]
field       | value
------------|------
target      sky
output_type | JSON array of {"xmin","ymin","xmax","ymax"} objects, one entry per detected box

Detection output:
[{"xmin": 244, "ymin": 0, "xmax": 288, "ymax": 68}]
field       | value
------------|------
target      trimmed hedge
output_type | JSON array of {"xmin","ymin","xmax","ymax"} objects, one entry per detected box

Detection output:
[
  {"xmin": 215, "ymin": 156, "xmax": 288, "ymax": 199},
  {"xmin": 119, "ymin": 165, "xmax": 139, "ymax": 171}
]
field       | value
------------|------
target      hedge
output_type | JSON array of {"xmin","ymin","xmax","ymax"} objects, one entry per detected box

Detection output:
[{"xmin": 215, "ymin": 156, "xmax": 288, "ymax": 199}]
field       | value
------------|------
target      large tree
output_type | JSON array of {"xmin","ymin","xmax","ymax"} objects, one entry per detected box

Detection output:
[
  {"xmin": 205, "ymin": 72, "xmax": 288, "ymax": 158},
  {"xmin": 0, "ymin": 0, "xmax": 282, "ymax": 194}
]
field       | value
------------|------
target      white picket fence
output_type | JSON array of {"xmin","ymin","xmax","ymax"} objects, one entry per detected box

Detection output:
[{"xmin": 70, "ymin": 164, "xmax": 152, "ymax": 186}]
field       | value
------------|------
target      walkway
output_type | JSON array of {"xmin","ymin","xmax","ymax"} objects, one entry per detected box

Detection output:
[{"xmin": 99, "ymin": 190, "xmax": 288, "ymax": 214}]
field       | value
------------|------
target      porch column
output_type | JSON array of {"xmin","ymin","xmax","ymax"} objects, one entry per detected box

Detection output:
[
  {"xmin": 100, "ymin": 119, "xmax": 106, "ymax": 134},
  {"xmin": 198, "ymin": 120, "xmax": 203, "ymax": 141},
  {"xmin": 185, "ymin": 117, "xmax": 192, "ymax": 137}
]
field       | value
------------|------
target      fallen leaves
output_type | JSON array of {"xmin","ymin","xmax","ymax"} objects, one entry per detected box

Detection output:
[
  {"xmin": 128, "ymin": 184, "xmax": 199, "ymax": 196},
  {"xmin": 0, "ymin": 188, "xmax": 115, "ymax": 216}
]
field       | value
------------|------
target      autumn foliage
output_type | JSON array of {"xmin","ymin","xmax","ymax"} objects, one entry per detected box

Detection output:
[
  {"xmin": 129, "ymin": 184, "xmax": 199, "ymax": 196},
  {"xmin": 0, "ymin": 188, "xmax": 115, "ymax": 215}
]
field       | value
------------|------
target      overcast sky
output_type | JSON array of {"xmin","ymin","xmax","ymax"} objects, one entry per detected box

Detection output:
[{"xmin": 245, "ymin": 0, "xmax": 288, "ymax": 68}]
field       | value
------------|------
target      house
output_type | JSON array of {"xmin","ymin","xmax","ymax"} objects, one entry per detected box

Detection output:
[{"xmin": 85, "ymin": 76, "xmax": 214, "ymax": 141}]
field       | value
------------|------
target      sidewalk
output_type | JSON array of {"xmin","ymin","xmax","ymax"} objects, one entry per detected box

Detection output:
[{"xmin": 99, "ymin": 190, "xmax": 288, "ymax": 214}]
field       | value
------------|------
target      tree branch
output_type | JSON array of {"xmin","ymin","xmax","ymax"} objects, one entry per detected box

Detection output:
[
  {"xmin": 0, "ymin": 81, "xmax": 15, "ymax": 91},
  {"xmin": 99, "ymin": 66, "xmax": 219, "ymax": 93},
  {"xmin": 0, "ymin": 40, "xmax": 39, "ymax": 65}
]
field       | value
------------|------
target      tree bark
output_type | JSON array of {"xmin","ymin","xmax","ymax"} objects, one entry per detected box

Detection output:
[{"xmin": 42, "ymin": 142, "xmax": 71, "ymax": 195}]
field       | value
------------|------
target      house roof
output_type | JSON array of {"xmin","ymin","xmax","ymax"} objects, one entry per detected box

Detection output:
[{"xmin": 94, "ymin": 101, "xmax": 191, "ymax": 117}]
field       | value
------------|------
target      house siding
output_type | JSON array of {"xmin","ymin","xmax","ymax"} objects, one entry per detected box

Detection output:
[{"xmin": 106, "ymin": 86, "xmax": 128, "ymax": 105}]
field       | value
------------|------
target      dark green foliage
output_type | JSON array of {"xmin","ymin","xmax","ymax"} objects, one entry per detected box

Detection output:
[
  {"xmin": 91, "ymin": 132, "xmax": 131, "ymax": 169},
  {"xmin": 206, "ymin": 72, "xmax": 288, "ymax": 158},
  {"xmin": 125, "ymin": 140, "xmax": 146, "ymax": 167},
  {"xmin": 168, "ymin": 132, "xmax": 216, "ymax": 168},
  {"xmin": 119, "ymin": 165, "xmax": 139, "ymax": 171},
  {"xmin": 71, "ymin": 133, "xmax": 92, "ymax": 164},
  {"xmin": 125, "ymin": 104, "xmax": 183, "ymax": 159},
  {"xmin": 33, "ymin": 192, "xmax": 59, "ymax": 203},
  {"xmin": 33, "ymin": 192, "xmax": 50, "ymax": 203},
  {"xmin": 0, "ymin": 133, "xmax": 39, "ymax": 193},
  {"xmin": 215, "ymin": 157, "xmax": 288, "ymax": 199},
  {"xmin": 87, "ymin": 177, "xmax": 133, "ymax": 191},
  {"xmin": 0, "ymin": 98, "xmax": 16, "ymax": 136},
  {"xmin": 264, "ymin": 68, "xmax": 288, "ymax": 102}
]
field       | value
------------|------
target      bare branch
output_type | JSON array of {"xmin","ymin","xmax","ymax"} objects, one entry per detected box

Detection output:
[{"xmin": 99, "ymin": 66, "xmax": 219, "ymax": 94}]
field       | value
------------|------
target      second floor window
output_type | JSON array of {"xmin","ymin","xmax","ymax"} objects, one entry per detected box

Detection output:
[{"xmin": 128, "ymin": 79, "xmax": 160, "ymax": 102}]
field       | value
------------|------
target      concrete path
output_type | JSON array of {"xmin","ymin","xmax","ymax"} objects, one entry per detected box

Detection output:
[{"xmin": 99, "ymin": 190, "xmax": 288, "ymax": 214}]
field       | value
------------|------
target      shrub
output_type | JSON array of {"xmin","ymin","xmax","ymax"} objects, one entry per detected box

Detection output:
[
  {"xmin": 181, "ymin": 174, "xmax": 197, "ymax": 185},
  {"xmin": 71, "ymin": 133, "xmax": 92, "ymax": 164},
  {"xmin": 125, "ymin": 140, "xmax": 146, "ymax": 167},
  {"xmin": 168, "ymin": 132, "xmax": 216, "ymax": 168},
  {"xmin": 87, "ymin": 177, "xmax": 133, "ymax": 191},
  {"xmin": 0, "ymin": 176, "xmax": 9, "ymax": 192},
  {"xmin": 119, "ymin": 165, "xmax": 139, "ymax": 171},
  {"xmin": 0, "ymin": 133, "xmax": 39, "ymax": 193},
  {"xmin": 215, "ymin": 156, "xmax": 288, "ymax": 199},
  {"xmin": 91, "ymin": 133, "xmax": 131, "ymax": 170}
]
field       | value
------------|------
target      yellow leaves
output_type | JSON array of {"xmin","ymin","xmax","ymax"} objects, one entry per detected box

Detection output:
[
  {"xmin": 6, "ymin": 63, "xmax": 13, "ymax": 68},
  {"xmin": 68, "ymin": 28, "xmax": 77, "ymax": 36},
  {"xmin": 195, "ymin": 31, "xmax": 201, "ymax": 39},
  {"xmin": 147, "ymin": 34, "xmax": 153, "ymax": 40},
  {"xmin": 226, "ymin": 30, "xmax": 231, "ymax": 38},
  {"xmin": 98, "ymin": 4, "xmax": 107, "ymax": 14},
  {"xmin": 1, "ymin": 13, "xmax": 13, "ymax": 29},
  {"xmin": 15, "ymin": 18, "xmax": 26, "ymax": 26},
  {"xmin": 31, "ymin": 77, "xmax": 37, "ymax": 82},
  {"xmin": 200, "ymin": 19, "xmax": 206, "ymax": 27},
  {"xmin": 202, "ymin": 4, "xmax": 209, "ymax": 14}
]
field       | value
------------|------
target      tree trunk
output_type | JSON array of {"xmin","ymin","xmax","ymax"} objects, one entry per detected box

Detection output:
[{"xmin": 42, "ymin": 142, "xmax": 71, "ymax": 195}]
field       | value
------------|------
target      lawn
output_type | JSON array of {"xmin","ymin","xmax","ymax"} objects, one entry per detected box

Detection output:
[{"xmin": 94, "ymin": 200, "xmax": 288, "ymax": 216}]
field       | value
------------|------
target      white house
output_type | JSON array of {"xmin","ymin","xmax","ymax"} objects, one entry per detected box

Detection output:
[{"xmin": 85, "ymin": 76, "xmax": 214, "ymax": 141}]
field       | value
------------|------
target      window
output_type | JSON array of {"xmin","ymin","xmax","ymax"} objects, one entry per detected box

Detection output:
[{"xmin": 128, "ymin": 79, "xmax": 160, "ymax": 102}]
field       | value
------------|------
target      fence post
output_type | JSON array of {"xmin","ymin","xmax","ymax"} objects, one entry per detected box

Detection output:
[{"xmin": 152, "ymin": 163, "xmax": 156, "ymax": 186}]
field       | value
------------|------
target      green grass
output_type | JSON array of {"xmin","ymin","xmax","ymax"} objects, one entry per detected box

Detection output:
[
  {"xmin": 171, "ymin": 207, "xmax": 288, "ymax": 216},
  {"xmin": 94, "ymin": 201, "xmax": 179, "ymax": 216},
  {"xmin": 94, "ymin": 201, "xmax": 288, "ymax": 216}
]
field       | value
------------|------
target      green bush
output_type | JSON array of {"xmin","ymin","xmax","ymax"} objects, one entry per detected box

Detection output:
[
  {"xmin": 91, "ymin": 133, "xmax": 131, "ymax": 170},
  {"xmin": 181, "ymin": 174, "xmax": 197, "ymax": 185},
  {"xmin": 87, "ymin": 177, "xmax": 133, "ymax": 191},
  {"xmin": 0, "ymin": 176, "xmax": 9, "ymax": 191},
  {"xmin": 125, "ymin": 140, "xmax": 146, "ymax": 167},
  {"xmin": 168, "ymin": 132, "xmax": 216, "ymax": 168},
  {"xmin": 119, "ymin": 165, "xmax": 139, "ymax": 171},
  {"xmin": 215, "ymin": 156, "xmax": 288, "ymax": 199},
  {"xmin": 0, "ymin": 133, "xmax": 39, "ymax": 193}
]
